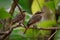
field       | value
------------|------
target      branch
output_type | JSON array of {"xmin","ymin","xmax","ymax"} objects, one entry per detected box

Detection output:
[
  {"xmin": 0, "ymin": 23, "xmax": 21, "ymax": 40},
  {"xmin": 9, "ymin": 0, "xmax": 19, "ymax": 16},
  {"xmin": 13, "ymin": 0, "xmax": 24, "ymax": 14},
  {"xmin": 48, "ymin": 30, "xmax": 57, "ymax": 40},
  {"xmin": 0, "ymin": 26, "xmax": 60, "ymax": 36},
  {"xmin": 29, "ymin": 27, "xmax": 60, "ymax": 30},
  {"xmin": 15, "ymin": 0, "xmax": 22, "ymax": 13},
  {"xmin": 0, "ymin": 29, "xmax": 13, "ymax": 40}
]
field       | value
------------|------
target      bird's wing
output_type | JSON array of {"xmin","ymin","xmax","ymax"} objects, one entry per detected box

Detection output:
[{"xmin": 27, "ymin": 14, "xmax": 42, "ymax": 26}]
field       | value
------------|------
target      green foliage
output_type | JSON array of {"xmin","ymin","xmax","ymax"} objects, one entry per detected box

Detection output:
[
  {"xmin": 36, "ymin": 20, "xmax": 56, "ymax": 37},
  {"xmin": 24, "ymin": 13, "xmax": 31, "ymax": 25},
  {"xmin": 31, "ymin": 0, "xmax": 44, "ymax": 14},
  {"xmin": 0, "ymin": 8, "xmax": 11, "ymax": 19},
  {"xmin": 44, "ymin": 0, "xmax": 60, "ymax": 39},
  {"xmin": 10, "ymin": 27, "xmax": 40, "ymax": 40},
  {"xmin": 18, "ymin": 0, "xmax": 33, "ymax": 13},
  {"xmin": 25, "ymin": 28, "xmax": 41, "ymax": 40},
  {"xmin": 54, "ymin": 0, "xmax": 60, "ymax": 7},
  {"xmin": 10, "ymin": 27, "xmax": 27, "ymax": 40},
  {"xmin": 0, "ymin": 0, "xmax": 60, "ymax": 40},
  {"xmin": 0, "ymin": 0, "xmax": 12, "ymax": 9},
  {"xmin": 10, "ymin": 27, "xmax": 38, "ymax": 40},
  {"xmin": 45, "ymin": 0, "xmax": 60, "ymax": 11},
  {"xmin": 45, "ymin": 1, "xmax": 55, "ymax": 11},
  {"xmin": 0, "ymin": 24, "xmax": 3, "ymax": 28},
  {"xmin": 37, "ymin": 20, "xmax": 56, "ymax": 27},
  {"xmin": 26, "ymin": 29, "xmax": 39, "ymax": 37}
]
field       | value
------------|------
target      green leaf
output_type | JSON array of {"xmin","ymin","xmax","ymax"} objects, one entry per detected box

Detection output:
[
  {"xmin": 18, "ymin": 0, "xmax": 33, "ymax": 13},
  {"xmin": 54, "ymin": 0, "xmax": 60, "ymax": 7},
  {"xmin": 0, "ymin": 0, "xmax": 12, "ymax": 9},
  {"xmin": 45, "ymin": 1, "xmax": 55, "ymax": 11},
  {"xmin": 25, "ymin": 28, "xmax": 40, "ymax": 40},
  {"xmin": 24, "ymin": 13, "xmax": 31, "ymax": 25},
  {"xmin": 31, "ymin": 0, "xmax": 44, "ymax": 14},
  {"xmin": 0, "ymin": 8, "xmax": 11, "ymax": 19},
  {"xmin": 36, "ymin": 20, "xmax": 56, "ymax": 36},
  {"xmin": 10, "ymin": 28, "xmax": 27, "ymax": 40},
  {"xmin": 37, "ymin": 20, "xmax": 56, "ymax": 28},
  {"xmin": 0, "ymin": 24, "xmax": 3, "ymax": 28}
]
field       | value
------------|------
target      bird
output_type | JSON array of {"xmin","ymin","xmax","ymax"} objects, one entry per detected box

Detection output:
[
  {"xmin": 12, "ymin": 11, "xmax": 26, "ymax": 25},
  {"xmin": 24, "ymin": 12, "xmax": 44, "ymax": 34}
]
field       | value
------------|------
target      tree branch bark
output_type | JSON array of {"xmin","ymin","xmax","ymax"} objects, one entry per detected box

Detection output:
[{"xmin": 9, "ymin": 0, "xmax": 19, "ymax": 16}]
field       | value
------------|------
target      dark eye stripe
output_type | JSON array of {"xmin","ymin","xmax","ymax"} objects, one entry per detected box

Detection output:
[{"xmin": 35, "ymin": 12, "xmax": 44, "ymax": 14}]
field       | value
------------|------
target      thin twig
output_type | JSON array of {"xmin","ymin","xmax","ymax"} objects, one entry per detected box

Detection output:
[
  {"xmin": 9, "ymin": 0, "xmax": 19, "ymax": 16},
  {"xmin": 30, "ymin": 27, "xmax": 60, "ymax": 30},
  {"xmin": 13, "ymin": 0, "xmax": 23, "ymax": 14},
  {"xmin": 1, "ymin": 26, "xmax": 60, "ymax": 35},
  {"xmin": 48, "ymin": 30, "xmax": 57, "ymax": 40}
]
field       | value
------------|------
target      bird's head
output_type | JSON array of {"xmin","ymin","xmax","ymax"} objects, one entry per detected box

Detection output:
[{"xmin": 35, "ymin": 11, "xmax": 44, "ymax": 16}]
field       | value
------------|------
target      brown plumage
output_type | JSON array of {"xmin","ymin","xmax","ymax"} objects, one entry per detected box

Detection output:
[
  {"xmin": 12, "ymin": 11, "xmax": 25, "ymax": 24},
  {"xmin": 24, "ymin": 12, "xmax": 44, "ymax": 34}
]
